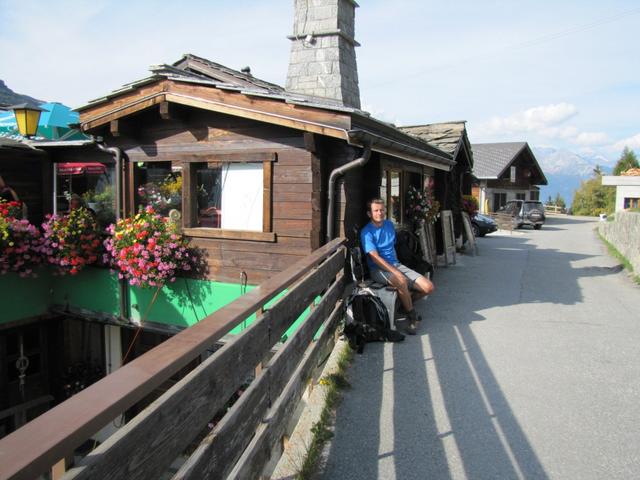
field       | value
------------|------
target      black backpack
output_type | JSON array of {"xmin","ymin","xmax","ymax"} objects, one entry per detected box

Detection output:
[
  {"xmin": 395, "ymin": 229, "xmax": 434, "ymax": 279},
  {"xmin": 344, "ymin": 288, "xmax": 404, "ymax": 353}
]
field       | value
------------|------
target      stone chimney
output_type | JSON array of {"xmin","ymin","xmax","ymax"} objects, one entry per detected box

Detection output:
[{"xmin": 286, "ymin": 0, "xmax": 361, "ymax": 109}]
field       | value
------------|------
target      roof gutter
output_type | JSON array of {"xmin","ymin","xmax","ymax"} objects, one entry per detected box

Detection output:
[
  {"xmin": 326, "ymin": 143, "xmax": 372, "ymax": 242},
  {"xmin": 347, "ymin": 129, "xmax": 454, "ymax": 171}
]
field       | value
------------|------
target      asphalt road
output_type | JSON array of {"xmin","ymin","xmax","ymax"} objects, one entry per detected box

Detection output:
[{"xmin": 320, "ymin": 216, "xmax": 640, "ymax": 480}]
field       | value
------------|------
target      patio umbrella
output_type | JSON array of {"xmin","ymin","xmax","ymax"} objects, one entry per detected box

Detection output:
[
  {"xmin": 57, "ymin": 162, "xmax": 107, "ymax": 175},
  {"xmin": 0, "ymin": 102, "xmax": 87, "ymax": 140}
]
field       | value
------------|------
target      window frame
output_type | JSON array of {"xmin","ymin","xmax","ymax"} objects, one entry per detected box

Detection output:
[
  {"xmin": 380, "ymin": 167, "xmax": 405, "ymax": 225},
  {"xmin": 181, "ymin": 152, "xmax": 276, "ymax": 242},
  {"xmin": 624, "ymin": 197, "xmax": 639, "ymax": 209}
]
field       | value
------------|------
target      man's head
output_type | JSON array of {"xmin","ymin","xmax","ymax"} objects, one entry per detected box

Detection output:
[
  {"xmin": 69, "ymin": 194, "xmax": 82, "ymax": 210},
  {"xmin": 367, "ymin": 198, "xmax": 386, "ymax": 225}
]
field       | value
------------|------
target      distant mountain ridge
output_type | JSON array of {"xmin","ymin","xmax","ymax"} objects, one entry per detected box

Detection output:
[
  {"xmin": 0, "ymin": 80, "xmax": 43, "ymax": 108},
  {"xmin": 533, "ymin": 147, "xmax": 613, "ymax": 206}
]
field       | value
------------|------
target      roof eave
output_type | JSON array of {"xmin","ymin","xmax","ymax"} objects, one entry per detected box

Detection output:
[{"xmin": 348, "ymin": 130, "xmax": 454, "ymax": 171}]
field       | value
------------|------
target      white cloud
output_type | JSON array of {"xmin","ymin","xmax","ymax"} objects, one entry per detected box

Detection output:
[
  {"xmin": 542, "ymin": 125, "xmax": 579, "ymax": 140},
  {"xmin": 475, "ymin": 103, "xmax": 615, "ymax": 151},
  {"xmin": 479, "ymin": 103, "xmax": 578, "ymax": 135},
  {"xmin": 573, "ymin": 131, "xmax": 609, "ymax": 146},
  {"xmin": 612, "ymin": 133, "xmax": 640, "ymax": 151}
]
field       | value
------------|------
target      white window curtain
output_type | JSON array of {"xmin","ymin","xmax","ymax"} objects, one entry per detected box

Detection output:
[{"xmin": 220, "ymin": 163, "xmax": 263, "ymax": 231}]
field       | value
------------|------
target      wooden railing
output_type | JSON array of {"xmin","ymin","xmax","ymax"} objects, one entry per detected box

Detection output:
[
  {"xmin": 544, "ymin": 205, "xmax": 565, "ymax": 215},
  {"xmin": 489, "ymin": 212, "xmax": 515, "ymax": 232},
  {"xmin": 0, "ymin": 238, "xmax": 347, "ymax": 480}
]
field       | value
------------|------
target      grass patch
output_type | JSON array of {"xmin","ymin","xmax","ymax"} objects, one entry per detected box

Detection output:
[
  {"xmin": 597, "ymin": 230, "xmax": 640, "ymax": 285},
  {"xmin": 296, "ymin": 343, "xmax": 354, "ymax": 480}
]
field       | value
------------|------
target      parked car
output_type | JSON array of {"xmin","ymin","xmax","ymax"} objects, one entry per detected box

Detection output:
[
  {"xmin": 499, "ymin": 200, "xmax": 546, "ymax": 229},
  {"xmin": 471, "ymin": 213, "xmax": 498, "ymax": 237}
]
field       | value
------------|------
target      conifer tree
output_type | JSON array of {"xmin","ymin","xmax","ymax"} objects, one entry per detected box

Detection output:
[{"xmin": 613, "ymin": 147, "xmax": 639, "ymax": 175}]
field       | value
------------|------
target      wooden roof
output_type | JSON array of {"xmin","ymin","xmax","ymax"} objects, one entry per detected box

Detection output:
[
  {"xmin": 471, "ymin": 142, "xmax": 548, "ymax": 185},
  {"xmin": 77, "ymin": 54, "xmax": 454, "ymax": 170}
]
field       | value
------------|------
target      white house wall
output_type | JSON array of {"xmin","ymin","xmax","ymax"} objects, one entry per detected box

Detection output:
[
  {"xmin": 482, "ymin": 187, "xmax": 537, "ymax": 212},
  {"xmin": 602, "ymin": 176, "xmax": 640, "ymax": 212}
]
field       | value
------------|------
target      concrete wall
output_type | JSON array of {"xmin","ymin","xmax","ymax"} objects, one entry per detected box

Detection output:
[{"xmin": 599, "ymin": 211, "xmax": 640, "ymax": 274}]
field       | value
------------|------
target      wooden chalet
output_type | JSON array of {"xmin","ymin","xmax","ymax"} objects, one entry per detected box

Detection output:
[
  {"xmin": 71, "ymin": 54, "xmax": 454, "ymax": 284},
  {"xmin": 400, "ymin": 121, "xmax": 474, "ymax": 239},
  {"xmin": 0, "ymin": 2, "xmax": 458, "ymax": 468},
  {"xmin": 471, "ymin": 142, "xmax": 547, "ymax": 213}
]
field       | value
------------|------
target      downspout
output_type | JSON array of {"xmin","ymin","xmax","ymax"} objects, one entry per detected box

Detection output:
[
  {"xmin": 95, "ymin": 141, "xmax": 129, "ymax": 322},
  {"xmin": 326, "ymin": 143, "xmax": 372, "ymax": 242}
]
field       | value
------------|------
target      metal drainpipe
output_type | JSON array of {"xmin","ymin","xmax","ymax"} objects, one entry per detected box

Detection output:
[
  {"xmin": 326, "ymin": 143, "xmax": 372, "ymax": 242},
  {"xmin": 95, "ymin": 142, "xmax": 129, "ymax": 321}
]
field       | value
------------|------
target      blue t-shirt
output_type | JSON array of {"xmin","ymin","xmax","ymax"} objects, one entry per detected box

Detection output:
[{"xmin": 360, "ymin": 220, "xmax": 398, "ymax": 271}]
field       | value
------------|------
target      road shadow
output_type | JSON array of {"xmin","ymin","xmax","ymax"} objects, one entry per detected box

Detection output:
[{"xmin": 321, "ymin": 216, "xmax": 618, "ymax": 479}]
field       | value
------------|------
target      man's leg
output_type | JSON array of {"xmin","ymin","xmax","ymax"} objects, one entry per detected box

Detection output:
[
  {"xmin": 370, "ymin": 269, "xmax": 416, "ymax": 335},
  {"xmin": 371, "ymin": 269, "xmax": 414, "ymax": 312},
  {"xmin": 411, "ymin": 275, "xmax": 434, "ymax": 303},
  {"xmin": 396, "ymin": 265, "xmax": 435, "ymax": 323}
]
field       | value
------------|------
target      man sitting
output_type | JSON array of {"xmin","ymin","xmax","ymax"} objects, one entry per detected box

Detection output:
[{"xmin": 360, "ymin": 198, "xmax": 434, "ymax": 335}]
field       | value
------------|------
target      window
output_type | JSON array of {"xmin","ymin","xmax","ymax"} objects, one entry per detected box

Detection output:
[
  {"xmin": 493, "ymin": 193, "xmax": 507, "ymax": 212},
  {"xmin": 516, "ymin": 193, "xmax": 526, "ymax": 201},
  {"xmin": 196, "ymin": 163, "xmax": 263, "ymax": 231},
  {"xmin": 54, "ymin": 162, "xmax": 115, "ymax": 228},
  {"xmin": 380, "ymin": 169, "xmax": 403, "ymax": 224},
  {"xmin": 530, "ymin": 190, "xmax": 540, "ymax": 201},
  {"xmin": 133, "ymin": 162, "xmax": 182, "ymax": 216},
  {"xmin": 624, "ymin": 197, "xmax": 639, "ymax": 209},
  {"xmin": 182, "ymin": 155, "xmax": 275, "ymax": 242}
]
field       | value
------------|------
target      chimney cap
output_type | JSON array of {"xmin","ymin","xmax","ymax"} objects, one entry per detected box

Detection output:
[{"xmin": 240, "ymin": 66, "xmax": 252, "ymax": 76}]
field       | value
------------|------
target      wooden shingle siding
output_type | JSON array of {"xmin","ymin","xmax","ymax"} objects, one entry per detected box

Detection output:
[{"xmin": 94, "ymin": 109, "xmax": 317, "ymax": 283}]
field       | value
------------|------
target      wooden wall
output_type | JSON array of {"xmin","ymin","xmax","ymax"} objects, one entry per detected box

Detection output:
[
  {"xmin": 318, "ymin": 136, "xmax": 378, "ymax": 247},
  {"xmin": 88, "ymin": 107, "xmax": 320, "ymax": 284},
  {"xmin": 0, "ymin": 150, "xmax": 49, "ymax": 225}
]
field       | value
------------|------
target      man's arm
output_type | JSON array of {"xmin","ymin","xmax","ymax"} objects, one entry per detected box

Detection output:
[{"xmin": 367, "ymin": 250, "xmax": 404, "ymax": 281}]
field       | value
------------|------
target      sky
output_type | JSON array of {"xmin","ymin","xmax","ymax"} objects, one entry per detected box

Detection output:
[{"xmin": 1, "ymin": 0, "xmax": 639, "ymax": 164}]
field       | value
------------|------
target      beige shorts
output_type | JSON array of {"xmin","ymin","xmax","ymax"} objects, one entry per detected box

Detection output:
[{"xmin": 370, "ymin": 263, "xmax": 422, "ymax": 289}]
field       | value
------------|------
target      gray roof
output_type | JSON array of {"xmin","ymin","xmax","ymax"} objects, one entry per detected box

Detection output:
[
  {"xmin": 399, "ymin": 121, "xmax": 473, "ymax": 170},
  {"xmin": 0, "ymin": 136, "xmax": 33, "ymax": 150},
  {"xmin": 75, "ymin": 54, "xmax": 454, "ymax": 167},
  {"xmin": 399, "ymin": 121, "xmax": 467, "ymax": 156},
  {"xmin": 471, "ymin": 142, "xmax": 529, "ymax": 179},
  {"xmin": 77, "ymin": 53, "xmax": 361, "ymax": 115}
]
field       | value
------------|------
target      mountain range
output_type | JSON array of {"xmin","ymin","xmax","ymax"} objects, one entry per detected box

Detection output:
[
  {"xmin": 532, "ymin": 147, "xmax": 613, "ymax": 206},
  {"xmin": 0, "ymin": 79, "xmax": 43, "ymax": 108}
]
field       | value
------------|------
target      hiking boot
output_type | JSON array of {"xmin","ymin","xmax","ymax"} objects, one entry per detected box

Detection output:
[
  {"xmin": 395, "ymin": 319, "xmax": 416, "ymax": 336},
  {"xmin": 398, "ymin": 305, "xmax": 423, "ymax": 322},
  {"xmin": 407, "ymin": 309, "xmax": 422, "ymax": 323}
]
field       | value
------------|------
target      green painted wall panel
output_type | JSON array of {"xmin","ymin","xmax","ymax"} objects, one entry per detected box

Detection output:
[
  {"xmin": 50, "ymin": 268, "xmax": 120, "ymax": 316},
  {"xmin": 130, "ymin": 279, "xmax": 255, "ymax": 328},
  {"xmin": 0, "ymin": 269, "xmax": 51, "ymax": 323},
  {"xmin": 2, "ymin": 268, "xmax": 323, "ymax": 341}
]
